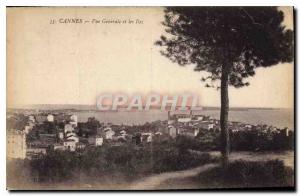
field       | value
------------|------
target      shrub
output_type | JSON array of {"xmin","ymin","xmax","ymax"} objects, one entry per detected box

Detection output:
[
  {"xmin": 152, "ymin": 150, "xmax": 215, "ymax": 173},
  {"xmin": 27, "ymin": 142, "xmax": 217, "ymax": 183},
  {"xmin": 196, "ymin": 159, "xmax": 294, "ymax": 188}
]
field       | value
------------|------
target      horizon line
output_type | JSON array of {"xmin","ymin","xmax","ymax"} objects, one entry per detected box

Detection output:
[{"xmin": 7, "ymin": 103, "xmax": 293, "ymax": 110}]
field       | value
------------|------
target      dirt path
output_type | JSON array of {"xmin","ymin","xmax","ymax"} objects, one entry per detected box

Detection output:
[{"xmin": 128, "ymin": 163, "xmax": 218, "ymax": 190}]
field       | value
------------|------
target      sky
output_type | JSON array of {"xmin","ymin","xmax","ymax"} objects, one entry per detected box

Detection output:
[{"xmin": 7, "ymin": 7, "xmax": 294, "ymax": 108}]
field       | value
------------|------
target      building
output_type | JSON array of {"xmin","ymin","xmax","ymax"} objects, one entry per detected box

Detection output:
[
  {"xmin": 47, "ymin": 114, "xmax": 54, "ymax": 122},
  {"xmin": 26, "ymin": 147, "xmax": 47, "ymax": 159},
  {"xmin": 55, "ymin": 113, "xmax": 69, "ymax": 123},
  {"xmin": 35, "ymin": 115, "xmax": 47, "ymax": 124},
  {"xmin": 66, "ymin": 134, "xmax": 79, "ymax": 143},
  {"xmin": 172, "ymin": 114, "xmax": 192, "ymax": 123},
  {"xmin": 195, "ymin": 121, "xmax": 215, "ymax": 130},
  {"xmin": 192, "ymin": 115, "xmax": 205, "ymax": 121},
  {"xmin": 7, "ymin": 130, "xmax": 26, "ymax": 159},
  {"xmin": 58, "ymin": 132, "xmax": 64, "ymax": 140},
  {"xmin": 63, "ymin": 140, "xmax": 77, "ymax": 151},
  {"xmin": 168, "ymin": 120, "xmax": 175, "ymax": 125},
  {"xmin": 76, "ymin": 142, "xmax": 86, "ymax": 150},
  {"xmin": 120, "ymin": 130, "xmax": 127, "ymax": 137},
  {"xmin": 28, "ymin": 115, "xmax": 35, "ymax": 123},
  {"xmin": 23, "ymin": 125, "xmax": 32, "ymax": 134},
  {"xmin": 177, "ymin": 116, "xmax": 192, "ymax": 123},
  {"xmin": 179, "ymin": 129, "xmax": 199, "ymax": 137},
  {"xmin": 283, "ymin": 127, "xmax": 292, "ymax": 137},
  {"xmin": 95, "ymin": 137, "xmax": 104, "ymax": 146},
  {"xmin": 64, "ymin": 124, "xmax": 74, "ymax": 133},
  {"xmin": 168, "ymin": 125, "xmax": 177, "ymax": 138},
  {"xmin": 69, "ymin": 114, "xmax": 78, "ymax": 127},
  {"xmin": 88, "ymin": 136, "xmax": 104, "ymax": 146},
  {"xmin": 104, "ymin": 127, "xmax": 115, "ymax": 139},
  {"xmin": 63, "ymin": 121, "xmax": 79, "ymax": 152},
  {"xmin": 155, "ymin": 131, "xmax": 162, "ymax": 136},
  {"xmin": 53, "ymin": 143, "xmax": 66, "ymax": 151},
  {"xmin": 39, "ymin": 133, "xmax": 57, "ymax": 144},
  {"xmin": 140, "ymin": 133, "xmax": 153, "ymax": 143}
]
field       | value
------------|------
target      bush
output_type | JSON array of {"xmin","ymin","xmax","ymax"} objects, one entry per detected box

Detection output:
[
  {"xmin": 230, "ymin": 130, "xmax": 294, "ymax": 151},
  {"xmin": 196, "ymin": 159, "xmax": 294, "ymax": 188},
  {"xmin": 30, "ymin": 150, "xmax": 78, "ymax": 182},
  {"xmin": 152, "ymin": 150, "xmax": 215, "ymax": 173},
  {"xmin": 27, "ymin": 141, "xmax": 217, "ymax": 183}
]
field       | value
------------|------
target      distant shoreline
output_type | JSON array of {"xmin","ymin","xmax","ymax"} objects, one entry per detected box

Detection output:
[
  {"xmin": 7, "ymin": 105, "xmax": 293, "ymax": 129},
  {"xmin": 7, "ymin": 104, "xmax": 292, "ymax": 112}
]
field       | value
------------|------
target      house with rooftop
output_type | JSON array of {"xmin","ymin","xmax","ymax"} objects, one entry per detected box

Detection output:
[
  {"xmin": 104, "ymin": 127, "xmax": 115, "ymax": 139},
  {"xmin": 7, "ymin": 130, "xmax": 26, "ymax": 159}
]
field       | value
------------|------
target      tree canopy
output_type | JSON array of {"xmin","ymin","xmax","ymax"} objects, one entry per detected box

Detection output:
[{"xmin": 155, "ymin": 7, "xmax": 294, "ymax": 88}]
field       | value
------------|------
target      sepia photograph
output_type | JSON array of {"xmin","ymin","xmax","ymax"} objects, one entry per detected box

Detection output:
[{"xmin": 6, "ymin": 6, "xmax": 294, "ymax": 190}]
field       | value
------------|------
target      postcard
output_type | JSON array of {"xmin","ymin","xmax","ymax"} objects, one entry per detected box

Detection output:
[{"xmin": 6, "ymin": 6, "xmax": 294, "ymax": 190}]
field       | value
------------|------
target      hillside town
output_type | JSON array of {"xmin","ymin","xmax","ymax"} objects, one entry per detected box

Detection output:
[{"xmin": 7, "ymin": 109, "xmax": 294, "ymax": 160}]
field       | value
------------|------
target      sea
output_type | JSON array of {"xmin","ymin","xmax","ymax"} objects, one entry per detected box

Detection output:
[
  {"xmin": 10, "ymin": 105, "xmax": 293, "ymax": 129},
  {"xmin": 72, "ymin": 108, "xmax": 294, "ymax": 129}
]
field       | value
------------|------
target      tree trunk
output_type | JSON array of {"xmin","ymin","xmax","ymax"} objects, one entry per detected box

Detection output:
[{"xmin": 220, "ymin": 64, "xmax": 230, "ymax": 169}]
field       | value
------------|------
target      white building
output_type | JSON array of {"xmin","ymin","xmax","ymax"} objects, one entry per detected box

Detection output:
[
  {"xmin": 177, "ymin": 117, "xmax": 192, "ymax": 123},
  {"xmin": 141, "ymin": 133, "xmax": 153, "ymax": 143},
  {"xmin": 28, "ymin": 115, "xmax": 35, "ymax": 123},
  {"xmin": 95, "ymin": 137, "xmax": 104, "ymax": 146},
  {"xmin": 23, "ymin": 125, "xmax": 32, "ymax": 134},
  {"xmin": 88, "ymin": 136, "xmax": 104, "ymax": 146},
  {"xmin": 47, "ymin": 114, "xmax": 54, "ymax": 122},
  {"xmin": 284, "ymin": 128, "xmax": 291, "ymax": 137},
  {"xmin": 70, "ymin": 114, "xmax": 78, "ymax": 127},
  {"xmin": 66, "ymin": 135, "xmax": 79, "ymax": 143},
  {"xmin": 120, "ymin": 130, "xmax": 127, "ymax": 136},
  {"xmin": 168, "ymin": 126, "xmax": 177, "ymax": 138},
  {"xmin": 208, "ymin": 123, "xmax": 214, "ymax": 129},
  {"xmin": 193, "ymin": 115, "xmax": 204, "ymax": 121},
  {"xmin": 168, "ymin": 120, "xmax": 175, "ymax": 125},
  {"xmin": 53, "ymin": 143, "xmax": 66, "ymax": 151},
  {"xmin": 58, "ymin": 132, "xmax": 64, "ymax": 140},
  {"xmin": 104, "ymin": 127, "xmax": 115, "ymax": 139},
  {"xmin": 64, "ymin": 124, "xmax": 74, "ymax": 133}
]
